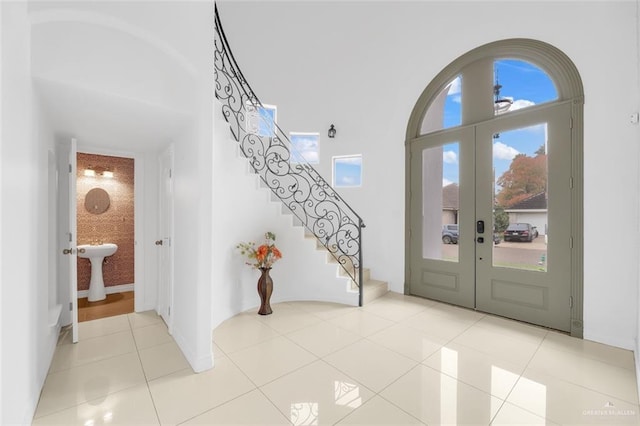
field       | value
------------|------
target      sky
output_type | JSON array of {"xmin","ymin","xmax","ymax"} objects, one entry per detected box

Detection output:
[
  {"xmin": 333, "ymin": 156, "xmax": 362, "ymax": 187},
  {"xmin": 441, "ymin": 59, "xmax": 557, "ymax": 188}
]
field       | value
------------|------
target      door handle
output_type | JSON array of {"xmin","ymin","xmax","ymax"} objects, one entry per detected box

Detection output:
[
  {"xmin": 155, "ymin": 240, "xmax": 163, "ymax": 246},
  {"xmin": 477, "ymin": 220, "xmax": 485, "ymax": 234}
]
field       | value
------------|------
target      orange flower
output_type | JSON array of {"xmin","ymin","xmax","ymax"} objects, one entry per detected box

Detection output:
[
  {"xmin": 256, "ymin": 245, "xmax": 268, "ymax": 260},
  {"xmin": 237, "ymin": 232, "xmax": 283, "ymax": 269},
  {"xmin": 272, "ymin": 247, "xmax": 282, "ymax": 259}
]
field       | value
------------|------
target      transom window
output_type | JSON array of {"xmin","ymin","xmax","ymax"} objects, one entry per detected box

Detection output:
[{"xmin": 420, "ymin": 59, "xmax": 557, "ymax": 135}]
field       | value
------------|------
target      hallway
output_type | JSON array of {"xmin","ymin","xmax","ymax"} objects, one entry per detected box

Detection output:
[{"xmin": 33, "ymin": 293, "xmax": 639, "ymax": 425}]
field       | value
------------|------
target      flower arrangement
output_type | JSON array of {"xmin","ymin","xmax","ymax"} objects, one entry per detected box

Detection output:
[{"xmin": 237, "ymin": 231, "xmax": 283, "ymax": 269}]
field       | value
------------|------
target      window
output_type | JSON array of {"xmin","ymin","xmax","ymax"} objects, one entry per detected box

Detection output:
[
  {"xmin": 493, "ymin": 59, "xmax": 557, "ymax": 116},
  {"xmin": 420, "ymin": 75, "xmax": 462, "ymax": 134},
  {"xmin": 247, "ymin": 103, "xmax": 277, "ymax": 137},
  {"xmin": 333, "ymin": 155, "xmax": 362, "ymax": 188},
  {"xmin": 289, "ymin": 132, "xmax": 319, "ymax": 164}
]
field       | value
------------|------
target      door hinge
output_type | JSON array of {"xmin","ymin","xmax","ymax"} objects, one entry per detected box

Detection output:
[
  {"xmin": 168, "ymin": 306, "xmax": 171, "ymax": 316},
  {"xmin": 569, "ymin": 296, "xmax": 574, "ymax": 308},
  {"xmin": 569, "ymin": 117, "xmax": 574, "ymax": 129},
  {"xmin": 569, "ymin": 237, "xmax": 574, "ymax": 249},
  {"xmin": 169, "ymin": 168, "xmax": 172, "ymax": 178},
  {"xmin": 569, "ymin": 177, "xmax": 574, "ymax": 189},
  {"xmin": 69, "ymin": 233, "xmax": 72, "ymax": 242},
  {"xmin": 68, "ymin": 164, "xmax": 72, "ymax": 173},
  {"xmin": 69, "ymin": 302, "xmax": 73, "ymax": 311}
]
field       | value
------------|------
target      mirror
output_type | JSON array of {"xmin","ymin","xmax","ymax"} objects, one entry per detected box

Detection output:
[{"xmin": 84, "ymin": 188, "xmax": 110, "ymax": 214}]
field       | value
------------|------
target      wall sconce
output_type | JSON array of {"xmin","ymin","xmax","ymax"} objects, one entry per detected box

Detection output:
[
  {"xmin": 328, "ymin": 124, "xmax": 336, "ymax": 138},
  {"xmin": 84, "ymin": 166, "xmax": 114, "ymax": 178}
]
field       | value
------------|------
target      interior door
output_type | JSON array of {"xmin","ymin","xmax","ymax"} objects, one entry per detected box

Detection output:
[
  {"xmin": 157, "ymin": 145, "xmax": 174, "ymax": 331},
  {"xmin": 409, "ymin": 102, "xmax": 573, "ymax": 331},
  {"xmin": 58, "ymin": 138, "xmax": 79, "ymax": 342}
]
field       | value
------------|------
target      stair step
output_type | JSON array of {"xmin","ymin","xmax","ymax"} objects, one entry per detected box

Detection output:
[
  {"xmin": 362, "ymin": 279, "xmax": 389, "ymax": 304},
  {"xmin": 338, "ymin": 266, "xmax": 371, "ymax": 282}
]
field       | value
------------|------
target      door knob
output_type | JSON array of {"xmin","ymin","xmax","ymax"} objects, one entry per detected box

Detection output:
[{"xmin": 155, "ymin": 240, "xmax": 163, "ymax": 246}]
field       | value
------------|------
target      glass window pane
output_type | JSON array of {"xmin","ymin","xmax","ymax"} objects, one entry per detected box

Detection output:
[
  {"xmin": 290, "ymin": 132, "xmax": 319, "ymax": 164},
  {"xmin": 333, "ymin": 155, "xmax": 362, "ymax": 187},
  {"xmin": 494, "ymin": 59, "xmax": 557, "ymax": 116},
  {"xmin": 493, "ymin": 124, "xmax": 548, "ymax": 271},
  {"xmin": 247, "ymin": 103, "xmax": 277, "ymax": 137},
  {"xmin": 420, "ymin": 75, "xmax": 462, "ymax": 134},
  {"xmin": 422, "ymin": 142, "xmax": 460, "ymax": 262}
]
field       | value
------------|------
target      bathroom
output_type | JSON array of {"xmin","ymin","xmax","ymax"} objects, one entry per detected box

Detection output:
[{"xmin": 76, "ymin": 152, "xmax": 135, "ymax": 321}]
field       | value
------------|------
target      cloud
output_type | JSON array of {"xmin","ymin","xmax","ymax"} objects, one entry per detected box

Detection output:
[
  {"xmin": 301, "ymin": 152, "xmax": 319, "ymax": 163},
  {"xmin": 291, "ymin": 134, "xmax": 319, "ymax": 164},
  {"xmin": 443, "ymin": 178, "xmax": 453, "ymax": 187},
  {"xmin": 443, "ymin": 150, "xmax": 458, "ymax": 164},
  {"xmin": 509, "ymin": 99, "xmax": 535, "ymax": 111},
  {"xmin": 493, "ymin": 141, "xmax": 520, "ymax": 160},
  {"xmin": 447, "ymin": 76, "xmax": 461, "ymax": 95}
]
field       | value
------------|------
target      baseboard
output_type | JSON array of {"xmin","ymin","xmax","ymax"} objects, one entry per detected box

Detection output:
[
  {"xmin": 172, "ymin": 327, "xmax": 213, "ymax": 373},
  {"xmin": 583, "ymin": 331, "xmax": 636, "ymax": 351},
  {"xmin": 77, "ymin": 283, "xmax": 134, "ymax": 299},
  {"xmin": 636, "ymin": 338, "xmax": 640, "ymax": 404}
]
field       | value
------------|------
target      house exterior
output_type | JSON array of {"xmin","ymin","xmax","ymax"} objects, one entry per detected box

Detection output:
[
  {"xmin": 505, "ymin": 191, "xmax": 548, "ymax": 235},
  {"xmin": 442, "ymin": 183, "xmax": 459, "ymax": 225},
  {"xmin": 2, "ymin": 1, "xmax": 640, "ymax": 423}
]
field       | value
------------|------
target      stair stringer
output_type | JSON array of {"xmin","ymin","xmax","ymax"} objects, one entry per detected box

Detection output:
[{"xmin": 212, "ymin": 101, "xmax": 358, "ymax": 329}]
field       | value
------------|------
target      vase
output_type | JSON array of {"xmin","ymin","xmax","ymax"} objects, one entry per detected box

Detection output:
[{"xmin": 257, "ymin": 267, "xmax": 273, "ymax": 315}]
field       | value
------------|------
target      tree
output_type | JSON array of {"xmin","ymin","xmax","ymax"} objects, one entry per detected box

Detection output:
[
  {"xmin": 496, "ymin": 152, "xmax": 547, "ymax": 208},
  {"xmin": 493, "ymin": 207, "xmax": 510, "ymax": 233}
]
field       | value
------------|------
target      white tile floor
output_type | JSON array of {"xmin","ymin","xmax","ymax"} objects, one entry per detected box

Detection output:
[{"xmin": 33, "ymin": 292, "xmax": 640, "ymax": 425}]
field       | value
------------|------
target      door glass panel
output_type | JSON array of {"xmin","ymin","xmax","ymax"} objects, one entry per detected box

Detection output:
[
  {"xmin": 493, "ymin": 124, "xmax": 548, "ymax": 271},
  {"xmin": 422, "ymin": 142, "xmax": 460, "ymax": 262},
  {"xmin": 420, "ymin": 75, "xmax": 462, "ymax": 134},
  {"xmin": 493, "ymin": 59, "xmax": 557, "ymax": 116}
]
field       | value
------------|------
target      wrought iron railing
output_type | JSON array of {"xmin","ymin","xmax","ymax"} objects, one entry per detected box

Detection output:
[{"xmin": 214, "ymin": 5, "xmax": 365, "ymax": 305}]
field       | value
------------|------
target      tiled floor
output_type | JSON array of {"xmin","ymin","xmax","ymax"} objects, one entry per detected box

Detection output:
[{"xmin": 34, "ymin": 292, "xmax": 639, "ymax": 425}]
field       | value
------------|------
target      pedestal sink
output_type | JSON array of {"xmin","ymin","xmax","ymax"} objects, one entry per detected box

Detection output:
[{"xmin": 77, "ymin": 243, "xmax": 118, "ymax": 302}]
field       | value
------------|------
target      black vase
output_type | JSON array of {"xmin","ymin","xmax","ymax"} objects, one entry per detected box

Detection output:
[{"xmin": 257, "ymin": 267, "xmax": 273, "ymax": 315}]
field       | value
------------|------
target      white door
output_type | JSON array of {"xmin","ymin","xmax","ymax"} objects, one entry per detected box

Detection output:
[
  {"xmin": 157, "ymin": 146, "xmax": 174, "ymax": 331},
  {"xmin": 58, "ymin": 138, "xmax": 79, "ymax": 342},
  {"xmin": 409, "ymin": 103, "xmax": 573, "ymax": 331}
]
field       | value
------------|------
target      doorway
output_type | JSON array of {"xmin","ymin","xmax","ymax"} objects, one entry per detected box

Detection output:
[
  {"xmin": 76, "ymin": 152, "xmax": 136, "ymax": 322},
  {"xmin": 405, "ymin": 39, "xmax": 584, "ymax": 335}
]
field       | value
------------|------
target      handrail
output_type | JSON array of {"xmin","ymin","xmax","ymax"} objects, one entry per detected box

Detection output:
[{"xmin": 214, "ymin": 5, "xmax": 365, "ymax": 305}]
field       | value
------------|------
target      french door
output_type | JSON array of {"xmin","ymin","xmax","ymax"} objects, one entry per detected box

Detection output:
[{"xmin": 409, "ymin": 102, "xmax": 573, "ymax": 331}]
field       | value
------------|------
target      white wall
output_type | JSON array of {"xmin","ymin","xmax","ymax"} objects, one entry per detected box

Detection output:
[
  {"xmin": 217, "ymin": 1, "xmax": 640, "ymax": 350},
  {"xmin": 1, "ymin": 2, "xmax": 57, "ymax": 423},
  {"xmin": 212, "ymin": 101, "xmax": 358, "ymax": 330}
]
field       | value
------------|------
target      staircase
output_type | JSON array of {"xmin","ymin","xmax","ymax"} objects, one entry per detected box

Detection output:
[{"xmin": 214, "ymin": 6, "xmax": 388, "ymax": 305}]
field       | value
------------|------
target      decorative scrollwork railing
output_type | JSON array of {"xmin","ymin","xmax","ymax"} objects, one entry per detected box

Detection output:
[{"xmin": 214, "ymin": 5, "xmax": 365, "ymax": 305}]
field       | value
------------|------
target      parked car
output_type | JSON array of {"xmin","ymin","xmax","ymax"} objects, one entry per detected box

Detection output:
[
  {"xmin": 503, "ymin": 223, "xmax": 535, "ymax": 242},
  {"xmin": 442, "ymin": 224, "xmax": 459, "ymax": 244}
]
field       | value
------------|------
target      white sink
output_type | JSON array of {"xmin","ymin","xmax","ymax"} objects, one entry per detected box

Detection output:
[
  {"xmin": 78, "ymin": 243, "xmax": 117, "ymax": 259},
  {"xmin": 77, "ymin": 243, "xmax": 118, "ymax": 302}
]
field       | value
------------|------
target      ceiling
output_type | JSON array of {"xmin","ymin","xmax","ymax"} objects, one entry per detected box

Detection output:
[{"xmin": 29, "ymin": 3, "xmax": 205, "ymax": 153}]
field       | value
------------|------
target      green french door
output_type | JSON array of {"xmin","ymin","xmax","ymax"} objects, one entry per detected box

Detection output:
[{"xmin": 409, "ymin": 102, "xmax": 573, "ymax": 331}]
